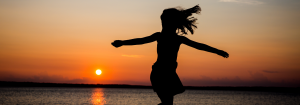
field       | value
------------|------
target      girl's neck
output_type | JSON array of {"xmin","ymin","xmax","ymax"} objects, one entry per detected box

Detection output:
[{"xmin": 161, "ymin": 28, "xmax": 177, "ymax": 35}]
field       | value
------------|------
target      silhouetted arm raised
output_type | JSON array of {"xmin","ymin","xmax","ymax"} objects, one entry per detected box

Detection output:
[
  {"xmin": 112, "ymin": 32, "xmax": 159, "ymax": 48},
  {"xmin": 181, "ymin": 36, "xmax": 229, "ymax": 58}
]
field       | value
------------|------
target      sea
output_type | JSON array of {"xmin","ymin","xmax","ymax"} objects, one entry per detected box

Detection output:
[{"xmin": 0, "ymin": 87, "xmax": 299, "ymax": 105}]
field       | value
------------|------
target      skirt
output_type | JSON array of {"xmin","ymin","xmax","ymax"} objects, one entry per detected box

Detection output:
[{"xmin": 150, "ymin": 61, "xmax": 185, "ymax": 96}]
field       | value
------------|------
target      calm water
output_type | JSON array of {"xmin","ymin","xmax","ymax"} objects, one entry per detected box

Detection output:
[{"xmin": 0, "ymin": 87, "xmax": 299, "ymax": 105}]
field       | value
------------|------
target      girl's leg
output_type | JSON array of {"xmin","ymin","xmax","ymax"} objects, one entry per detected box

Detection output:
[{"xmin": 156, "ymin": 92, "xmax": 174, "ymax": 105}]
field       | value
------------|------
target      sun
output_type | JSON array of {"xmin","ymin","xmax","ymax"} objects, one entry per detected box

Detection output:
[{"xmin": 96, "ymin": 69, "xmax": 102, "ymax": 75}]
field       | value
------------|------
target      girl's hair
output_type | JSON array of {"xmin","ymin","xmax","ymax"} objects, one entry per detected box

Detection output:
[{"xmin": 162, "ymin": 5, "xmax": 201, "ymax": 35}]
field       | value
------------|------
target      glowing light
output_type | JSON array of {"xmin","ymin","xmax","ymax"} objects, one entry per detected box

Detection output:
[
  {"xmin": 91, "ymin": 88, "xmax": 106, "ymax": 105},
  {"xmin": 96, "ymin": 69, "xmax": 102, "ymax": 75}
]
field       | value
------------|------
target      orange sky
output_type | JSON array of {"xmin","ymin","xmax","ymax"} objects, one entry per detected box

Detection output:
[{"xmin": 0, "ymin": 0, "xmax": 299, "ymax": 87}]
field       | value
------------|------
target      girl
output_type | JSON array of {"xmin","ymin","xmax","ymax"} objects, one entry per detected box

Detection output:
[{"xmin": 112, "ymin": 5, "xmax": 229, "ymax": 105}]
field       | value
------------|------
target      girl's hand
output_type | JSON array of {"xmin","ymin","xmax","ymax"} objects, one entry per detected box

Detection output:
[
  {"xmin": 216, "ymin": 50, "xmax": 229, "ymax": 58},
  {"xmin": 112, "ymin": 40, "xmax": 122, "ymax": 48}
]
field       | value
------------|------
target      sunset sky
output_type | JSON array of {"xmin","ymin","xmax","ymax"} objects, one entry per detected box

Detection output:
[{"xmin": 0, "ymin": 0, "xmax": 299, "ymax": 87}]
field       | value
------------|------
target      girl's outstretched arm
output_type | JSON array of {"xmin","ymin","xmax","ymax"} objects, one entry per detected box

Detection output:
[
  {"xmin": 181, "ymin": 36, "xmax": 229, "ymax": 58},
  {"xmin": 112, "ymin": 32, "xmax": 159, "ymax": 48}
]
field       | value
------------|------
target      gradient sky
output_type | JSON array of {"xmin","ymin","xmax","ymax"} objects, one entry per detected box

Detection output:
[{"xmin": 0, "ymin": 0, "xmax": 299, "ymax": 87}]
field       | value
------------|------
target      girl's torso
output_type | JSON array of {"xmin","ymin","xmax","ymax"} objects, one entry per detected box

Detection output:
[{"xmin": 156, "ymin": 33, "xmax": 183, "ymax": 63}]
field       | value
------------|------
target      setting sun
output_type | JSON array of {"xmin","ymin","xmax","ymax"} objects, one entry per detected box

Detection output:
[{"xmin": 96, "ymin": 69, "xmax": 102, "ymax": 75}]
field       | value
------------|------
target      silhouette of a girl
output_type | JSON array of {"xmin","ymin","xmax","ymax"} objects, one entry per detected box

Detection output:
[{"xmin": 112, "ymin": 5, "xmax": 229, "ymax": 105}]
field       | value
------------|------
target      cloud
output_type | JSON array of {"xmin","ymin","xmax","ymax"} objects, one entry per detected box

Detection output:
[
  {"xmin": 121, "ymin": 55, "xmax": 143, "ymax": 58},
  {"xmin": 0, "ymin": 71, "xmax": 151, "ymax": 85},
  {"xmin": 182, "ymin": 74, "xmax": 300, "ymax": 87},
  {"xmin": 219, "ymin": 0, "xmax": 264, "ymax": 5},
  {"xmin": 0, "ymin": 71, "xmax": 91, "ymax": 84},
  {"xmin": 249, "ymin": 71, "xmax": 269, "ymax": 82},
  {"xmin": 182, "ymin": 76, "xmax": 249, "ymax": 86},
  {"xmin": 262, "ymin": 70, "xmax": 279, "ymax": 73}
]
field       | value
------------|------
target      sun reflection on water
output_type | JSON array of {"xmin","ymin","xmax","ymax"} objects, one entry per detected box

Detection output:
[{"xmin": 91, "ymin": 88, "xmax": 106, "ymax": 105}]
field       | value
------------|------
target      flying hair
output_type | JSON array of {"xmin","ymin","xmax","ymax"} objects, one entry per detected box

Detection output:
[
  {"xmin": 178, "ymin": 5, "xmax": 201, "ymax": 35},
  {"xmin": 172, "ymin": 5, "xmax": 201, "ymax": 35}
]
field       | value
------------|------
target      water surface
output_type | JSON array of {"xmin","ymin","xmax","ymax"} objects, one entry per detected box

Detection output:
[{"xmin": 0, "ymin": 87, "xmax": 299, "ymax": 105}]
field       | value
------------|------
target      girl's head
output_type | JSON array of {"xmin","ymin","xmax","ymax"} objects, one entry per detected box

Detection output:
[{"xmin": 161, "ymin": 5, "xmax": 201, "ymax": 35}]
